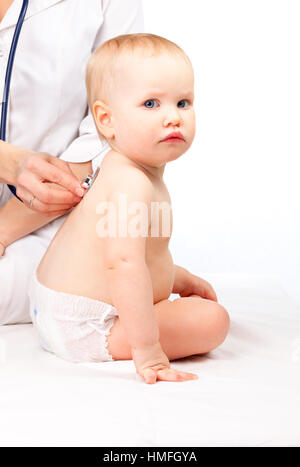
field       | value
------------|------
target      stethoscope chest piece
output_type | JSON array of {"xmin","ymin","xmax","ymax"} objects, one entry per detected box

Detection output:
[{"xmin": 81, "ymin": 166, "xmax": 100, "ymax": 193}]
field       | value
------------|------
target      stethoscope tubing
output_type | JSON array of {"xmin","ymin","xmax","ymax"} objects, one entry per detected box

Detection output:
[{"xmin": 0, "ymin": 0, "xmax": 29, "ymax": 200}]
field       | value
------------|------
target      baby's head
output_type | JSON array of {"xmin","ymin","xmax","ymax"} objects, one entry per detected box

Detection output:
[{"xmin": 86, "ymin": 33, "xmax": 195, "ymax": 171}]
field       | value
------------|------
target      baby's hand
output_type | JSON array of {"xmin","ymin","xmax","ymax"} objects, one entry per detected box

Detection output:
[
  {"xmin": 181, "ymin": 274, "xmax": 218, "ymax": 302},
  {"xmin": 131, "ymin": 342, "xmax": 198, "ymax": 384}
]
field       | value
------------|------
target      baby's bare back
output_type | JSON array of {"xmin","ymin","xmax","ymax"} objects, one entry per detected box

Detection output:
[{"xmin": 37, "ymin": 150, "xmax": 175, "ymax": 304}]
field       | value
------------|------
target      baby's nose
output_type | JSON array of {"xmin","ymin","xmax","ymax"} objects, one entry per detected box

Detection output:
[{"xmin": 163, "ymin": 108, "xmax": 182, "ymax": 127}]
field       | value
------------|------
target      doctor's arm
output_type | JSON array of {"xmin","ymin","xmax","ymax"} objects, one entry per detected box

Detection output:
[{"xmin": 0, "ymin": 141, "xmax": 27, "ymax": 185}]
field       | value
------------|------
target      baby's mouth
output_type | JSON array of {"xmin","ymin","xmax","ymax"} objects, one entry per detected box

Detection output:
[{"xmin": 160, "ymin": 131, "xmax": 185, "ymax": 143}]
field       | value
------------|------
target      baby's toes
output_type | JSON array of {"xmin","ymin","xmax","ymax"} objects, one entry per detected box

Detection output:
[
  {"xmin": 156, "ymin": 368, "xmax": 185, "ymax": 382},
  {"xmin": 143, "ymin": 368, "xmax": 157, "ymax": 384},
  {"xmin": 180, "ymin": 371, "xmax": 198, "ymax": 381}
]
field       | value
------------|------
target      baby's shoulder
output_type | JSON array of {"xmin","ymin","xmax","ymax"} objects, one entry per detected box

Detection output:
[{"xmin": 99, "ymin": 150, "xmax": 154, "ymax": 201}]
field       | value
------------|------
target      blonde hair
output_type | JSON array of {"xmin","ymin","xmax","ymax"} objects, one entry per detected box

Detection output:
[{"xmin": 86, "ymin": 32, "xmax": 191, "ymax": 115}]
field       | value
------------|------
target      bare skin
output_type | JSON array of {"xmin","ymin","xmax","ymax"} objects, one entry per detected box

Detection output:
[
  {"xmin": 37, "ymin": 150, "xmax": 230, "ymax": 384},
  {"xmin": 36, "ymin": 50, "xmax": 230, "ymax": 384},
  {"xmin": 38, "ymin": 150, "xmax": 175, "ymax": 305}
]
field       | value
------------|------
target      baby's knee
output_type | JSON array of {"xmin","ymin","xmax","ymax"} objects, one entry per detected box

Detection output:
[
  {"xmin": 207, "ymin": 302, "xmax": 230, "ymax": 349},
  {"xmin": 189, "ymin": 299, "xmax": 230, "ymax": 351},
  {"xmin": 217, "ymin": 302, "xmax": 230, "ymax": 330},
  {"xmin": 171, "ymin": 296, "xmax": 230, "ymax": 351}
]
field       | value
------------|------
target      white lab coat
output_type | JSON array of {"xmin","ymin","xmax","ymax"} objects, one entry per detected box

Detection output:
[{"xmin": 0, "ymin": 0, "xmax": 144, "ymax": 324}]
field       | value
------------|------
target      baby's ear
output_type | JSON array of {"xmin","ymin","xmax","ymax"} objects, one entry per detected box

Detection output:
[{"xmin": 93, "ymin": 100, "xmax": 115, "ymax": 139}]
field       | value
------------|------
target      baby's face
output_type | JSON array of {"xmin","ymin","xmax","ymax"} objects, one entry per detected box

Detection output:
[{"xmin": 107, "ymin": 51, "xmax": 196, "ymax": 168}]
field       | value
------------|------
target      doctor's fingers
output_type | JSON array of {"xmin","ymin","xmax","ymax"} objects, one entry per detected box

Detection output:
[
  {"xmin": 17, "ymin": 153, "xmax": 85, "ymax": 198},
  {"xmin": 17, "ymin": 171, "xmax": 82, "ymax": 207},
  {"xmin": 23, "ymin": 196, "xmax": 73, "ymax": 218},
  {"xmin": 17, "ymin": 184, "xmax": 80, "ymax": 216}
]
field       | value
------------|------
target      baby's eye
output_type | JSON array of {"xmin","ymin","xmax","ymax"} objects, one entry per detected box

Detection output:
[
  {"xmin": 177, "ymin": 99, "xmax": 190, "ymax": 108},
  {"xmin": 143, "ymin": 99, "xmax": 159, "ymax": 109}
]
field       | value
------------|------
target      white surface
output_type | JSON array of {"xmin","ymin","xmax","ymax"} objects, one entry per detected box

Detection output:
[
  {"xmin": 143, "ymin": 0, "xmax": 300, "ymax": 305},
  {"xmin": 1, "ymin": 274, "xmax": 299, "ymax": 447}
]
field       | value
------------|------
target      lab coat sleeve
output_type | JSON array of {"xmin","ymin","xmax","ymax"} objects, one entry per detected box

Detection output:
[{"xmin": 59, "ymin": 0, "xmax": 144, "ymax": 172}]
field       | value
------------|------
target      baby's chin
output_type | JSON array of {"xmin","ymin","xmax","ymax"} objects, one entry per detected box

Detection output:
[
  {"xmin": 114, "ymin": 145, "xmax": 186, "ymax": 167},
  {"xmin": 146, "ymin": 146, "xmax": 188, "ymax": 163},
  {"xmin": 155, "ymin": 150, "xmax": 187, "ymax": 165},
  {"xmin": 134, "ymin": 155, "xmax": 180, "ymax": 168}
]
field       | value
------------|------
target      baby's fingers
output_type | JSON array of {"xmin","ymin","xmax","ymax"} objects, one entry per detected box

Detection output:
[{"xmin": 157, "ymin": 368, "xmax": 198, "ymax": 382}]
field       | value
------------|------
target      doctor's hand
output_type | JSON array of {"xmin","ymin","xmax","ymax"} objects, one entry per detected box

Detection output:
[{"xmin": 15, "ymin": 152, "xmax": 86, "ymax": 216}]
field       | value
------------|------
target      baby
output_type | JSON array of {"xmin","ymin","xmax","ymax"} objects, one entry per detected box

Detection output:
[{"xmin": 28, "ymin": 33, "xmax": 230, "ymax": 384}]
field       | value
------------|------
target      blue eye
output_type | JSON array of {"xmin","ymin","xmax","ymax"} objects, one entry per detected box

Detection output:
[
  {"xmin": 144, "ymin": 99, "xmax": 159, "ymax": 109},
  {"xmin": 178, "ymin": 99, "xmax": 190, "ymax": 108}
]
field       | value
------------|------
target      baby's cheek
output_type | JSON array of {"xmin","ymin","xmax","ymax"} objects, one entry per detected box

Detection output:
[
  {"xmin": 130, "ymin": 129, "xmax": 151, "ymax": 152},
  {"xmin": 189, "ymin": 112, "xmax": 196, "ymax": 138}
]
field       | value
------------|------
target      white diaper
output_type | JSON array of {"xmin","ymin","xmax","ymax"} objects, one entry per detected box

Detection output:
[{"xmin": 28, "ymin": 271, "xmax": 118, "ymax": 363}]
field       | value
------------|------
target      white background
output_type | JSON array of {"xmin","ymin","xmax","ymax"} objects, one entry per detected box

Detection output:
[{"xmin": 143, "ymin": 0, "xmax": 300, "ymax": 305}]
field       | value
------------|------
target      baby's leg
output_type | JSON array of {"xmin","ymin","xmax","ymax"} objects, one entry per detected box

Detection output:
[{"xmin": 106, "ymin": 297, "xmax": 230, "ymax": 361}]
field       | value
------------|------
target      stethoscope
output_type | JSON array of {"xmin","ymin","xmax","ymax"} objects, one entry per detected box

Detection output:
[
  {"xmin": 0, "ymin": 0, "xmax": 29, "ymax": 201},
  {"xmin": 0, "ymin": 0, "xmax": 98, "ymax": 203}
]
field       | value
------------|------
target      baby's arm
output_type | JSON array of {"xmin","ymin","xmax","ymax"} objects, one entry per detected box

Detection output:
[
  {"xmin": 103, "ymin": 169, "xmax": 160, "ymax": 348},
  {"xmin": 103, "ymin": 167, "xmax": 184, "ymax": 383},
  {"xmin": 0, "ymin": 161, "xmax": 91, "ymax": 255}
]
